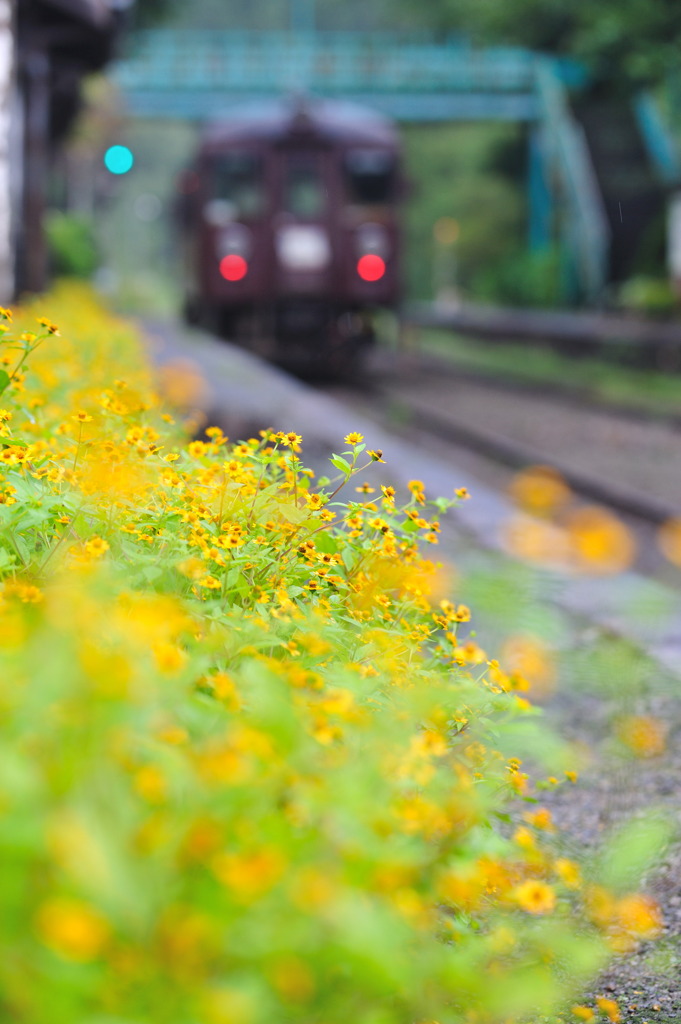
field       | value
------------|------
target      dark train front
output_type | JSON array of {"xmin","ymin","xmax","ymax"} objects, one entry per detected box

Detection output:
[{"xmin": 178, "ymin": 97, "xmax": 403, "ymax": 371}]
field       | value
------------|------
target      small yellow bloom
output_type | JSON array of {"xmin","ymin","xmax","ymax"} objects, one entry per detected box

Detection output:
[
  {"xmin": 36, "ymin": 898, "xmax": 109, "ymax": 962},
  {"xmin": 596, "ymin": 997, "xmax": 620, "ymax": 1023},
  {"xmin": 513, "ymin": 879, "xmax": 556, "ymax": 915},
  {"xmin": 523, "ymin": 807, "xmax": 555, "ymax": 831},
  {"xmin": 571, "ymin": 1007, "xmax": 595, "ymax": 1022},
  {"xmin": 84, "ymin": 536, "xmax": 109, "ymax": 558},
  {"xmin": 281, "ymin": 432, "xmax": 302, "ymax": 448},
  {"xmin": 199, "ymin": 575, "xmax": 222, "ymax": 590},
  {"xmin": 617, "ymin": 715, "xmax": 666, "ymax": 758},
  {"xmin": 36, "ymin": 316, "xmax": 60, "ymax": 334},
  {"xmin": 555, "ymin": 858, "xmax": 582, "ymax": 889},
  {"xmin": 344, "ymin": 432, "xmax": 364, "ymax": 445}
]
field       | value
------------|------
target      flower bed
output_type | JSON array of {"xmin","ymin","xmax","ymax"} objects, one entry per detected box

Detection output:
[{"xmin": 0, "ymin": 285, "xmax": 662, "ymax": 1023}]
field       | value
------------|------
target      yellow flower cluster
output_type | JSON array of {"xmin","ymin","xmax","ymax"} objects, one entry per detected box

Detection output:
[{"xmin": 0, "ymin": 284, "xmax": 663, "ymax": 1024}]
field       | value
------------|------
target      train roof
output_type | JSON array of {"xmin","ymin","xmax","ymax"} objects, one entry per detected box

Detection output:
[{"xmin": 199, "ymin": 97, "xmax": 400, "ymax": 151}]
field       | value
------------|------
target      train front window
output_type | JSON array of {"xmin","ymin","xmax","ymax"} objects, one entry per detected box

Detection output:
[
  {"xmin": 283, "ymin": 158, "xmax": 327, "ymax": 219},
  {"xmin": 345, "ymin": 150, "xmax": 395, "ymax": 205},
  {"xmin": 212, "ymin": 153, "xmax": 263, "ymax": 219}
]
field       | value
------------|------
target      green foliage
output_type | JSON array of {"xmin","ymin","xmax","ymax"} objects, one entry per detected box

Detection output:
[
  {"xmin": 131, "ymin": 0, "xmax": 180, "ymax": 29},
  {"xmin": 474, "ymin": 245, "xmax": 565, "ymax": 309},
  {"xmin": 397, "ymin": 0, "xmax": 681, "ymax": 90},
  {"xmin": 402, "ymin": 123, "xmax": 525, "ymax": 301},
  {"xmin": 616, "ymin": 276, "xmax": 679, "ymax": 317},
  {"xmin": 45, "ymin": 212, "xmax": 99, "ymax": 280},
  {"xmin": 151, "ymin": 0, "xmax": 417, "ymax": 31}
]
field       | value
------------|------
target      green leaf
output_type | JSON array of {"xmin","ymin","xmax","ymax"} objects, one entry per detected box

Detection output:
[
  {"xmin": 595, "ymin": 814, "xmax": 672, "ymax": 892},
  {"xmin": 342, "ymin": 547, "xmax": 356, "ymax": 570},
  {"xmin": 330, "ymin": 454, "xmax": 351, "ymax": 474},
  {"xmin": 0, "ymin": 370, "xmax": 10, "ymax": 396}
]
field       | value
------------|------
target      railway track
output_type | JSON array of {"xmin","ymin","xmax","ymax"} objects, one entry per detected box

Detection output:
[
  {"xmin": 403, "ymin": 351, "xmax": 681, "ymax": 433},
  {"xmin": 329, "ymin": 345, "xmax": 681, "ymax": 536}
]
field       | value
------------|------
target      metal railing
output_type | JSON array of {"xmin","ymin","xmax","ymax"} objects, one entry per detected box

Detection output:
[
  {"xmin": 634, "ymin": 91, "xmax": 681, "ymax": 186},
  {"xmin": 116, "ymin": 31, "xmax": 538, "ymax": 96},
  {"xmin": 534, "ymin": 59, "xmax": 610, "ymax": 302}
]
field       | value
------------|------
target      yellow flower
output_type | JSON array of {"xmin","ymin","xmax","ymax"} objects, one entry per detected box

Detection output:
[
  {"xmin": 36, "ymin": 898, "xmax": 110, "ymax": 962},
  {"xmin": 616, "ymin": 715, "xmax": 666, "ymax": 758},
  {"xmin": 305, "ymin": 493, "xmax": 326, "ymax": 511},
  {"xmin": 613, "ymin": 894, "xmax": 662, "ymax": 944},
  {"xmin": 84, "ymin": 536, "xmax": 109, "ymax": 557},
  {"xmin": 199, "ymin": 575, "xmax": 222, "ymax": 590},
  {"xmin": 344, "ymin": 432, "xmax": 364, "ymax": 445},
  {"xmin": 571, "ymin": 1007, "xmax": 595, "ymax": 1022},
  {"xmin": 523, "ymin": 807, "xmax": 555, "ymax": 831},
  {"xmin": 153, "ymin": 641, "xmax": 187, "ymax": 674},
  {"xmin": 212, "ymin": 848, "xmax": 286, "ymax": 902},
  {"xmin": 367, "ymin": 449, "xmax": 384, "ymax": 462},
  {"xmin": 36, "ymin": 316, "xmax": 60, "ymax": 334},
  {"xmin": 73, "ymin": 410, "xmax": 92, "ymax": 423},
  {"xmin": 513, "ymin": 880, "xmax": 556, "ymax": 915},
  {"xmin": 280, "ymin": 432, "xmax": 302, "ymax": 448},
  {"xmin": 596, "ymin": 997, "xmax": 621, "ymax": 1023},
  {"xmin": 555, "ymin": 858, "xmax": 582, "ymax": 889}
]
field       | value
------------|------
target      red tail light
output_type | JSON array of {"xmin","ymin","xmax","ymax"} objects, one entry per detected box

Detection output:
[
  {"xmin": 357, "ymin": 254, "xmax": 386, "ymax": 282},
  {"xmin": 220, "ymin": 254, "xmax": 249, "ymax": 281}
]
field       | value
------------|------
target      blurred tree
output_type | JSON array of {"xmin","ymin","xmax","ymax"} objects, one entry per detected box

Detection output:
[
  {"xmin": 155, "ymin": 0, "xmax": 416, "ymax": 32},
  {"xmin": 397, "ymin": 0, "xmax": 681, "ymax": 90},
  {"xmin": 131, "ymin": 0, "xmax": 179, "ymax": 29}
]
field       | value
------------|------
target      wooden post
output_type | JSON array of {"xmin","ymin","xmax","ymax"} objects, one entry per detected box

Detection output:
[
  {"xmin": 0, "ymin": 0, "xmax": 14, "ymax": 301},
  {"xmin": 22, "ymin": 43, "xmax": 50, "ymax": 295}
]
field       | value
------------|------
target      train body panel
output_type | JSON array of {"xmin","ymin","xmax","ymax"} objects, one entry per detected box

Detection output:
[{"xmin": 178, "ymin": 97, "xmax": 404, "ymax": 366}]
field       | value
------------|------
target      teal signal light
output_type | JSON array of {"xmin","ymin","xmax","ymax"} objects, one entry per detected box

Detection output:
[{"xmin": 104, "ymin": 145, "xmax": 135, "ymax": 174}]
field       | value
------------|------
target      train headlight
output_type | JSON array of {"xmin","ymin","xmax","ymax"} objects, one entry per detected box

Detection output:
[
  {"xmin": 357, "ymin": 254, "xmax": 386, "ymax": 282},
  {"xmin": 277, "ymin": 226, "xmax": 331, "ymax": 272}
]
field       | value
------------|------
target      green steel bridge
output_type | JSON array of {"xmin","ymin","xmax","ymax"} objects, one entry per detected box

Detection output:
[{"xmin": 113, "ymin": 31, "xmax": 681, "ymax": 303}]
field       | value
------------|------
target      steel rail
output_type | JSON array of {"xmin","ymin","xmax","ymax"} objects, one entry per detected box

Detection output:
[
  {"xmin": 404, "ymin": 301, "xmax": 681, "ymax": 352},
  {"xmin": 386, "ymin": 390, "xmax": 679, "ymax": 526}
]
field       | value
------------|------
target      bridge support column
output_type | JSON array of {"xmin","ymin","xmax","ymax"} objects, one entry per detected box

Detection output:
[{"xmin": 527, "ymin": 125, "xmax": 552, "ymax": 251}]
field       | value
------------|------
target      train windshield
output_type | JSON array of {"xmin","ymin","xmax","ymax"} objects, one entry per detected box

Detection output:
[
  {"xmin": 212, "ymin": 153, "xmax": 263, "ymax": 218},
  {"xmin": 283, "ymin": 155, "xmax": 327, "ymax": 218},
  {"xmin": 345, "ymin": 150, "xmax": 396, "ymax": 204}
]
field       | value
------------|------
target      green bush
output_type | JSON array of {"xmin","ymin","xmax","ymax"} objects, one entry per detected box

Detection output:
[
  {"xmin": 45, "ymin": 211, "xmax": 99, "ymax": 279},
  {"xmin": 473, "ymin": 245, "xmax": 565, "ymax": 308}
]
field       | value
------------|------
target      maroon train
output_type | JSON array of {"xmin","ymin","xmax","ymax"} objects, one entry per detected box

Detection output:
[{"xmin": 177, "ymin": 96, "xmax": 404, "ymax": 369}]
